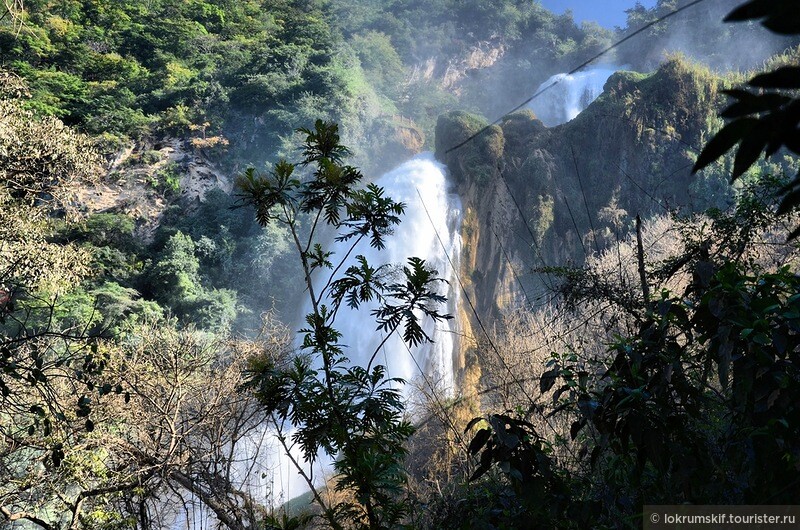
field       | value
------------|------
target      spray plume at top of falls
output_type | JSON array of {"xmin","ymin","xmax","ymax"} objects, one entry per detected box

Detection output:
[{"xmin": 527, "ymin": 65, "xmax": 620, "ymax": 126}]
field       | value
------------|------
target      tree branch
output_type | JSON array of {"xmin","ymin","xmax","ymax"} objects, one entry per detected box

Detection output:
[
  {"xmin": 1, "ymin": 505, "xmax": 55, "ymax": 530},
  {"xmin": 69, "ymin": 473, "xmax": 155, "ymax": 530},
  {"xmin": 635, "ymin": 215, "xmax": 650, "ymax": 304}
]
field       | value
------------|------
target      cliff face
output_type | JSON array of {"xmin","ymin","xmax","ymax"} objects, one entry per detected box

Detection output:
[{"xmin": 436, "ymin": 58, "xmax": 724, "ymax": 323}]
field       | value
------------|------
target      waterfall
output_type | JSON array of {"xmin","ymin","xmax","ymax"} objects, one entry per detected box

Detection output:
[
  {"xmin": 275, "ymin": 152, "xmax": 462, "ymax": 503},
  {"xmin": 527, "ymin": 66, "xmax": 620, "ymax": 126},
  {"xmin": 318, "ymin": 152, "xmax": 461, "ymax": 386}
]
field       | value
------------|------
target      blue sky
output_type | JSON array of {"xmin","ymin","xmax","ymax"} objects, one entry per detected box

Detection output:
[{"xmin": 539, "ymin": 0, "xmax": 658, "ymax": 28}]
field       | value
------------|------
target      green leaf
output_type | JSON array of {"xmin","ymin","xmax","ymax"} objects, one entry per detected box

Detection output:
[
  {"xmin": 732, "ymin": 130, "xmax": 767, "ymax": 180},
  {"xmin": 552, "ymin": 384, "xmax": 570, "ymax": 405},
  {"xmin": 749, "ymin": 66, "xmax": 800, "ymax": 89},
  {"xmin": 777, "ymin": 186, "xmax": 800, "ymax": 215},
  {"xmin": 693, "ymin": 118, "xmax": 757, "ymax": 174},
  {"xmin": 724, "ymin": 0, "xmax": 800, "ymax": 33},
  {"xmin": 540, "ymin": 368, "xmax": 559, "ymax": 393},
  {"xmin": 464, "ymin": 417, "xmax": 484, "ymax": 432},
  {"xmin": 762, "ymin": 10, "xmax": 800, "ymax": 35},
  {"xmin": 720, "ymin": 91, "xmax": 792, "ymax": 118},
  {"xmin": 468, "ymin": 428, "xmax": 491, "ymax": 456},
  {"xmin": 724, "ymin": 0, "xmax": 770, "ymax": 22},
  {"xmin": 694, "ymin": 261, "xmax": 715, "ymax": 288},
  {"xmin": 590, "ymin": 446, "xmax": 602, "ymax": 468},
  {"xmin": 752, "ymin": 332, "xmax": 771, "ymax": 345},
  {"xmin": 469, "ymin": 446, "xmax": 494, "ymax": 481}
]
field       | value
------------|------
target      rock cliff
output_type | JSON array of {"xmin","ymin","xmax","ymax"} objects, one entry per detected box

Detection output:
[{"xmin": 436, "ymin": 58, "xmax": 726, "ymax": 327}]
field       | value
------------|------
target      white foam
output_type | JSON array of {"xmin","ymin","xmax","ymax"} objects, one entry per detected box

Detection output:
[{"xmin": 528, "ymin": 66, "xmax": 621, "ymax": 126}]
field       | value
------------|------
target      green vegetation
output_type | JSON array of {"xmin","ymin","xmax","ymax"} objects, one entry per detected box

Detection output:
[
  {"xmin": 0, "ymin": 0, "xmax": 354, "ymax": 164},
  {"xmin": 1, "ymin": 0, "xmax": 799, "ymax": 528},
  {"xmin": 457, "ymin": 178, "xmax": 800, "ymax": 527},
  {"xmin": 691, "ymin": 3, "xmax": 800, "ymax": 237},
  {"xmin": 444, "ymin": 4, "xmax": 800, "ymax": 527},
  {"xmin": 617, "ymin": 0, "xmax": 798, "ymax": 71},
  {"xmin": 0, "ymin": 66, "xmax": 294, "ymax": 524},
  {"xmin": 0, "ymin": 0, "xmax": 623, "ymax": 169},
  {"xmin": 435, "ymin": 110, "xmax": 505, "ymax": 186},
  {"xmin": 0, "ymin": 0, "xmax": 633, "ymax": 336}
]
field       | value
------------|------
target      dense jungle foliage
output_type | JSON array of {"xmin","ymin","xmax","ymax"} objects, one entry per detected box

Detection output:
[
  {"xmin": 0, "ymin": 0, "xmax": 624, "ymax": 332},
  {"xmin": 3, "ymin": 0, "xmax": 788, "ymax": 334},
  {"xmin": 0, "ymin": 0, "xmax": 615, "ymax": 162},
  {"xmin": 1, "ymin": 0, "xmax": 799, "ymax": 528}
]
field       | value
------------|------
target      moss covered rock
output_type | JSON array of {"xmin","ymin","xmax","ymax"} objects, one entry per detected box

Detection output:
[
  {"xmin": 434, "ymin": 56, "xmax": 735, "ymax": 322},
  {"xmin": 435, "ymin": 111, "xmax": 505, "ymax": 186}
]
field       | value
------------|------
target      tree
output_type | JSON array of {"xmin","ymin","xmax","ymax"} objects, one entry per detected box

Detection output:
[
  {"xmin": 0, "ymin": 75, "xmax": 289, "ymax": 521},
  {"xmin": 0, "ymin": 66, "xmax": 112, "ymax": 473},
  {"xmin": 692, "ymin": 0, "xmax": 800, "ymax": 236},
  {"xmin": 543, "ymin": 185, "xmax": 799, "ymax": 509},
  {"xmin": 1, "ymin": 317, "xmax": 288, "ymax": 529},
  {"xmin": 0, "ymin": 0, "xmax": 23, "ymax": 33},
  {"xmin": 238, "ymin": 120, "xmax": 452, "ymax": 529},
  {"xmin": 146, "ymin": 231, "xmax": 202, "ymax": 307}
]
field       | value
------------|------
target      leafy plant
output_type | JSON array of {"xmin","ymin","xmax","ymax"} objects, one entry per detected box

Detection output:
[
  {"xmin": 464, "ymin": 176, "xmax": 800, "ymax": 526},
  {"xmin": 238, "ymin": 120, "xmax": 451, "ymax": 529},
  {"xmin": 150, "ymin": 161, "xmax": 182, "ymax": 196}
]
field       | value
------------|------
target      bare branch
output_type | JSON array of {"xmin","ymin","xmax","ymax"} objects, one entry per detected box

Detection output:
[{"xmin": 1, "ymin": 505, "xmax": 55, "ymax": 530}]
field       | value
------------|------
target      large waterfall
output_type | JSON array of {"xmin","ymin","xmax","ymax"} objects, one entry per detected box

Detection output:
[
  {"xmin": 528, "ymin": 65, "xmax": 620, "ymax": 126},
  {"xmin": 171, "ymin": 153, "xmax": 461, "ymax": 526},
  {"xmin": 320, "ymin": 153, "xmax": 461, "ymax": 386},
  {"xmin": 274, "ymin": 152, "xmax": 462, "ymax": 502}
]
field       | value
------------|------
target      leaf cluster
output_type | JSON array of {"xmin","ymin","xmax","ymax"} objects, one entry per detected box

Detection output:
[
  {"xmin": 692, "ymin": 0, "xmax": 800, "ymax": 237},
  {"xmin": 463, "ymin": 175, "xmax": 799, "ymax": 526}
]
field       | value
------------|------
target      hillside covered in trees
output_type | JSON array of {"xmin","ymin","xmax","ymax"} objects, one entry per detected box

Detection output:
[{"xmin": 1, "ymin": 0, "xmax": 799, "ymax": 528}]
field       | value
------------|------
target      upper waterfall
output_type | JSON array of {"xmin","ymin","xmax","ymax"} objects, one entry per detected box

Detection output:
[{"xmin": 528, "ymin": 66, "xmax": 620, "ymax": 126}]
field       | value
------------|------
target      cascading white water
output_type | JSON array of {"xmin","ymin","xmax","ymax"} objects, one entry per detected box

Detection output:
[
  {"xmin": 527, "ymin": 65, "xmax": 620, "ymax": 126},
  {"xmin": 273, "ymin": 151, "xmax": 462, "ymax": 502},
  {"xmin": 320, "ymin": 152, "xmax": 461, "ymax": 386}
]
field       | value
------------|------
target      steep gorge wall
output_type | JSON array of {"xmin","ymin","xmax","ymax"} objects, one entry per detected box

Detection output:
[{"xmin": 436, "ymin": 58, "xmax": 724, "ymax": 330}]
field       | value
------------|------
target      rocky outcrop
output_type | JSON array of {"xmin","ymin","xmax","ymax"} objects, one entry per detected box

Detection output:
[
  {"xmin": 441, "ymin": 43, "xmax": 506, "ymax": 92},
  {"xmin": 72, "ymin": 139, "xmax": 231, "ymax": 240},
  {"xmin": 436, "ymin": 58, "xmax": 725, "ymax": 322},
  {"xmin": 408, "ymin": 41, "xmax": 506, "ymax": 95}
]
